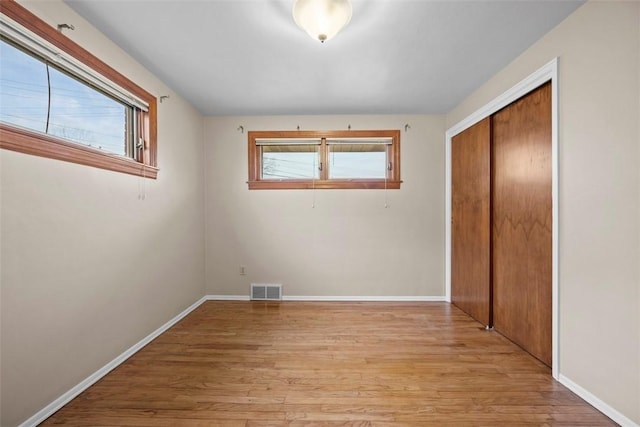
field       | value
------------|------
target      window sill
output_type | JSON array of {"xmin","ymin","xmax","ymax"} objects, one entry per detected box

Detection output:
[
  {"xmin": 248, "ymin": 180, "xmax": 402, "ymax": 190},
  {"xmin": 0, "ymin": 124, "xmax": 158, "ymax": 179}
]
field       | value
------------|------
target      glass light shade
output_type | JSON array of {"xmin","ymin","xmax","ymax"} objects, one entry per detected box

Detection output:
[{"xmin": 292, "ymin": 0, "xmax": 352, "ymax": 43}]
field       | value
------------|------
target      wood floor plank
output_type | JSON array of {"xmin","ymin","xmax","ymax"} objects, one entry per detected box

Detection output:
[{"xmin": 40, "ymin": 302, "xmax": 615, "ymax": 426}]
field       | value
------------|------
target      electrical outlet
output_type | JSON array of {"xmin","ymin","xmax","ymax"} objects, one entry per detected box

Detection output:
[{"xmin": 240, "ymin": 265, "xmax": 246, "ymax": 275}]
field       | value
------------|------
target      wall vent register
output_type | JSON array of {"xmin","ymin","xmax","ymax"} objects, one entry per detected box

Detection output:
[{"xmin": 250, "ymin": 284, "xmax": 283, "ymax": 301}]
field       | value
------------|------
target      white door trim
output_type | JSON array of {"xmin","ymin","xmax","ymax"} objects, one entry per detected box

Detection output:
[{"xmin": 444, "ymin": 58, "xmax": 559, "ymax": 379}]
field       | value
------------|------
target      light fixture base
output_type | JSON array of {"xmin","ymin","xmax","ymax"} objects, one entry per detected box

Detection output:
[{"xmin": 292, "ymin": 0, "xmax": 352, "ymax": 43}]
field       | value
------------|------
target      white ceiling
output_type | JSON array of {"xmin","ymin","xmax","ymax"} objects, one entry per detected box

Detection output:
[{"xmin": 64, "ymin": 0, "xmax": 583, "ymax": 116}]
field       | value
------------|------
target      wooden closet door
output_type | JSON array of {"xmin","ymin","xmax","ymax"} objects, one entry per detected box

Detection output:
[
  {"xmin": 492, "ymin": 82, "xmax": 552, "ymax": 366},
  {"xmin": 451, "ymin": 117, "xmax": 491, "ymax": 326}
]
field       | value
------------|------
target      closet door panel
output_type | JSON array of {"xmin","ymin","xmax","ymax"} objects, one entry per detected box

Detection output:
[
  {"xmin": 451, "ymin": 117, "xmax": 491, "ymax": 326},
  {"xmin": 492, "ymin": 82, "xmax": 552, "ymax": 366}
]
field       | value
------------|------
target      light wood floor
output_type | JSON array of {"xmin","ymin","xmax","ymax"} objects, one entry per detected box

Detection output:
[{"xmin": 42, "ymin": 301, "xmax": 615, "ymax": 426}]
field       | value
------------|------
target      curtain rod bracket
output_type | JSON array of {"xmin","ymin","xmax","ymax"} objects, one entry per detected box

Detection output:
[
  {"xmin": 237, "ymin": 125, "xmax": 244, "ymax": 133},
  {"xmin": 404, "ymin": 124, "xmax": 411, "ymax": 132},
  {"xmin": 57, "ymin": 23, "xmax": 74, "ymax": 32}
]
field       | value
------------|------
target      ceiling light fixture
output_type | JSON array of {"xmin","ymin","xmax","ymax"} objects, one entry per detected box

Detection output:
[{"xmin": 292, "ymin": 0, "xmax": 352, "ymax": 43}]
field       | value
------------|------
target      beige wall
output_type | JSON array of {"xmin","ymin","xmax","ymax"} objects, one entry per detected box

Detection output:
[
  {"xmin": 447, "ymin": 1, "xmax": 640, "ymax": 423},
  {"xmin": 3, "ymin": 0, "xmax": 639, "ymax": 426},
  {"xmin": 204, "ymin": 115, "xmax": 445, "ymax": 298},
  {"xmin": 0, "ymin": 2, "xmax": 206, "ymax": 426}
]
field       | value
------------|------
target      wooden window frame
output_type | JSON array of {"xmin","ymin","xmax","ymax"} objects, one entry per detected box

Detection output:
[
  {"xmin": 248, "ymin": 130, "xmax": 401, "ymax": 190},
  {"xmin": 0, "ymin": 0, "xmax": 158, "ymax": 179}
]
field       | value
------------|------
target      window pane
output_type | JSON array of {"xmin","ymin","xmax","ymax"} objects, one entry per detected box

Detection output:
[
  {"xmin": 0, "ymin": 38, "xmax": 129, "ymax": 157},
  {"xmin": 48, "ymin": 67, "xmax": 127, "ymax": 156},
  {"xmin": 262, "ymin": 145, "xmax": 319, "ymax": 180},
  {"xmin": 329, "ymin": 144, "xmax": 387, "ymax": 179},
  {"xmin": 0, "ymin": 40, "xmax": 48, "ymax": 132}
]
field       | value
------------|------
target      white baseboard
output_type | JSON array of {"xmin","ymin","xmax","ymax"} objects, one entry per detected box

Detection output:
[
  {"xmin": 206, "ymin": 294, "xmax": 250, "ymax": 301},
  {"xmin": 206, "ymin": 294, "xmax": 446, "ymax": 302},
  {"xmin": 559, "ymin": 374, "xmax": 639, "ymax": 427},
  {"xmin": 18, "ymin": 296, "xmax": 209, "ymax": 427},
  {"xmin": 282, "ymin": 295, "xmax": 446, "ymax": 302}
]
